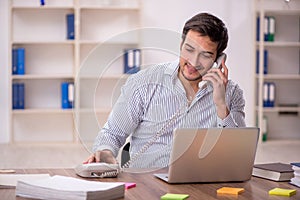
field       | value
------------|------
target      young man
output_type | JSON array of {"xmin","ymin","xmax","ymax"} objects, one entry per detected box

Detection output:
[{"xmin": 85, "ymin": 12, "xmax": 245, "ymax": 168}]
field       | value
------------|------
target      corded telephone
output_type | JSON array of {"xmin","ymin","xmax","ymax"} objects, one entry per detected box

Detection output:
[
  {"xmin": 198, "ymin": 53, "xmax": 227, "ymax": 89},
  {"xmin": 75, "ymin": 162, "xmax": 119, "ymax": 178},
  {"xmin": 75, "ymin": 53, "xmax": 227, "ymax": 178}
]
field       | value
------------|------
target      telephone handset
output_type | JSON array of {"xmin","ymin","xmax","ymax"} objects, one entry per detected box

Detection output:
[
  {"xmin": 198, "ymin": 53, "xmax": 227, "ymax": 89},
  {"xmin": 75, "ymin": 162, "xmax": 119, "ymax": 178}
]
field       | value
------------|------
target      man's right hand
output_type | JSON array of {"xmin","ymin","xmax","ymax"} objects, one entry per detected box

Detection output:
[{"xmin": 84, "ymin": 150, "xmax": 118, "ymax": 164}]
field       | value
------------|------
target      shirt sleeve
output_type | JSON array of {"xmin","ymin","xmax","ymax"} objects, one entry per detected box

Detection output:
[
  {"xmin": 92, "ymin": 75, "xmax": 144, "ymax": 157},
  {"xmin": 217, "ymin": 82, "xmax": 246, "ymax": 128}
]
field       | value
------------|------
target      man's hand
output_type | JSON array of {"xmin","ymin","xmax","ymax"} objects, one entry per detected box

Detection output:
[
  {"xmin": 202, "ymin": 59, "xmax": 229, "ymax": 119},
  {"xmin": 84, "ymin": 150, "xmax": 118, "ymax": 164}
]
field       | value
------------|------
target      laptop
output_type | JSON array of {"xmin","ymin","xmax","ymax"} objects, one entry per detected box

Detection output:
[{"xmin": 154, "ymin": 127, "xmax": 259, "ymax": 183}]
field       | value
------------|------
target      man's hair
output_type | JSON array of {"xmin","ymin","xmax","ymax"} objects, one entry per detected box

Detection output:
[{"xmin": 182, "ymin": 12, "xmax": 228, "ymax": 58}]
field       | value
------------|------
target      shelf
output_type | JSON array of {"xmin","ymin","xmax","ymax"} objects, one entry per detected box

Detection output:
[
  {"xmin": 12, "ymin": 108, "xmax": 74, "ymax": 114},
  {"xmin": 12, "ymin": 74, "xmax": 74, "ymax": 80},
  {"xmin": 256, "ymin": 106, "xmax": 300, "ymax": 113},
  {"xmin": 79, "ymin": 40, "xmax": 138, "ymax": 45},
  {"xmin": 256, "ymin": 74, "xmax": 300, "ymax": 80},
  {"xmin": 255, "ymin": 0, "xmax": 300, "ymax": 141},
  {"xmin": 256, "ymin": 41, "xmax": 300, "ymax": 47},
  {"xmin": 12, "ymin": 6, "xmax": 74, "ymax": 10},
  {"xmin": 79, "ymin": 6, "xmax": 139, "ymax": 10},
  {"xmin": 264, "ymin": 9, "xmax": 300, "ymax": 15},
  {"xmin": 9, "ymin": 0, "xmax": 141, "ymax": 143},
  {"xmin": 78, "ymin": 74, "xmax": 130, "ymax": 79},
  {"xmin": 12, "ymin": 41, "xmax": 75, "ymax": 45}
]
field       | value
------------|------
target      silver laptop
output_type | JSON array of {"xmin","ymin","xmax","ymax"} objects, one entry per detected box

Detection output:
[{"xmin": 154, "ymin": 127, "xmax": 259, "ymax": 183}]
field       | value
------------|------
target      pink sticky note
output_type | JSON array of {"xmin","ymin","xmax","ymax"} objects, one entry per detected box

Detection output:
[{"xmin": 125, "ymin": 182, "xmax": 136, "ymax": 189}]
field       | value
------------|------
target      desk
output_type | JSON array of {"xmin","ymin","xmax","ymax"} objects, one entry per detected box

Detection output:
[{"xmin": 1, "ymin": 168, "xmax": 299, "ymax": 200}]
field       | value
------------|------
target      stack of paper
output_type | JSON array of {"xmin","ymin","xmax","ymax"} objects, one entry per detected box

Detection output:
[
  {"xmin": 290, "ymin": 162, "xmax": 300, "ymax": 188},
  {"xmin": 16, "ymin": 175, "xmax": 125, "ymax": 200}
]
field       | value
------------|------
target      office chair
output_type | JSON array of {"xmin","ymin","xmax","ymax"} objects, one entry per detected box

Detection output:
[{"xmin": 121, "ymin": 142, "xmax": 130, "ymax": 166}]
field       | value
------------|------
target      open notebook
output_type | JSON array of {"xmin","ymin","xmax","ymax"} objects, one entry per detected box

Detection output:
[{"xmin": 154, "ymin": 127, "xmax": 259, "ymax": 183}]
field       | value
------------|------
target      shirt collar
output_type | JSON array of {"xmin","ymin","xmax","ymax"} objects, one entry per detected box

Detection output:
[{"xmin": 165, "ymin": 59, "xmax": 179, "ymax": 80}]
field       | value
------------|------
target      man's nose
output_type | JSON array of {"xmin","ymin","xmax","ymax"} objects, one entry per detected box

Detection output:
[{"xmin": 189, "ymin": 54, "xmax": 201, "ymax": 68}]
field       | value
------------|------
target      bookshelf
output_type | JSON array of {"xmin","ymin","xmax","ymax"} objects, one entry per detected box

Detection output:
[
  {"xmin": 9, "ymin": 0, "xmax": 141, "ymax": 143},
  {"xmin": 255, "ymin": 0, "xmax": 300, "ymax": 142}
]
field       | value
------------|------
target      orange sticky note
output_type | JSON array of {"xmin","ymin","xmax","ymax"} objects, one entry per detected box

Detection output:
[{"xmin": 217, "ymin": 187, "xmax": 245, "ymax": 195}]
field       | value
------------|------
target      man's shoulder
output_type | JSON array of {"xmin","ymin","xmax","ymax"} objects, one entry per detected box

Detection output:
[
  {"xmin": 130, "ymin": 60, "xmax": 178, "ymax": 81},
  {"xmin": 226, "ymin": 80, "xmax": 244, "ymax": 95}
]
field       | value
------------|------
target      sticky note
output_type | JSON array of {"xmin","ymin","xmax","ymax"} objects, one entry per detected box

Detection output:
[
  {"xmin": 160, "ymin": 193, "xmax": 189, "ymax": 200},
  {"xmin": 125, "ymin": 182, "xmax": 136, "ymax": 189},
  {"xmin": 269, "ymin": 188, "xmax": 296, "ymax": 197},
  {"xmin": 217, "ymin": 187, "xmax": 245, "ymax": 195}
]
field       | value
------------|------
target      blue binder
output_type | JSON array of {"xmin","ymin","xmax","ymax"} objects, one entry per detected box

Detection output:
[
  {"xmin": 12, "ymin": 83, "xmax": 19, "ymax": 109},
  {"xmin": 18, "ymin": 83, "xmax": 25, "ymax": 109},
  {"xmin": 17, "ymin": 48, "xmax": 25, "ymax": 75},
  {"xmin": 256, "ymin": 50, "xmax": 268, "ymax": 74},
  {"xmin": 12, "ymin": 83, "xmax": 25, "ymax": 109},
  {"xmin": 61, "ymin": 82, "xmax": 70, "ymax": 109},
  {"xmin": 66, "ymin": 14, "xmax": 75, "ymax": 40}
]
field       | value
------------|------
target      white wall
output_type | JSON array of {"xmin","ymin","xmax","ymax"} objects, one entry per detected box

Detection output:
[
  {"xmin": 141, "ymin": 0, "xmax": 255, "ymax": 126},
  {"xmin": 0, "ymin": 0, "xmax": 255, "ymax": 143},
  {"xmin": 0, "ymin": 0, "xmax": 10, "ymax": 143}
]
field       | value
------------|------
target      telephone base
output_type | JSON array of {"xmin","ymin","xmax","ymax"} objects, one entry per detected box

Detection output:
[{"xmin": 75, "ymin": 163, "xmax": 120, "ymax": 178}]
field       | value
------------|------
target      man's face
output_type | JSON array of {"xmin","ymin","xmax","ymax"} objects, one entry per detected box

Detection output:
[{"xmin": 179, "ymin": 30, "xmax": 218, "ymax": 82}]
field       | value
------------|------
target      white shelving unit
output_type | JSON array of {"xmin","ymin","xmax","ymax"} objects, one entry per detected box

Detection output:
[
  {"xmin": 9, "ymin": 0, "xmax": 141, "ymax": 144},
  {"xmin": 255, "ymin": 0, "xmax": 300, "ymax": 142}
]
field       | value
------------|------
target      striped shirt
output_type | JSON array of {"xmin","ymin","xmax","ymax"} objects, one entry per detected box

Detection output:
[{"xmin": 93, "ymin": 60, "xmax": 245, "ymax": 168}]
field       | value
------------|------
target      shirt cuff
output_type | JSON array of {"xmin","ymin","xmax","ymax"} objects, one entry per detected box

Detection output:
[
  {"xmin": 93, "ymin": 145, "xmax": 119, "ymax": 158},
  {"xmin": 217, "ymin": 114, "xmax": 238, "ymax": 128}
]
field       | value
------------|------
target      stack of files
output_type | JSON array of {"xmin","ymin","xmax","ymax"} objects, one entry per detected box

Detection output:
[
  {"xmin": 16, "ymin": 175, "xmax": 125, "ymax": 200},
  {"xmin": 252, "ymin": 162, "xmax": 294, "ymax": 181},
  {"xmin": 124, "ymin": 48, "xmax": 141, "ymax": 74},
  {"xmin": 263, "ymin": 82, "xmax": 275, "ymax": 107},
  {"xmin": 290, "ymin": 162, "xmax": 300, "ymax": 187},
  {"xmin": 256, "ymin": 16, "xmax": 275, "ymax": 42}
]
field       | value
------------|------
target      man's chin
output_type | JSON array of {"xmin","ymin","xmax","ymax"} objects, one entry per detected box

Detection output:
[{"xmin": 182, "ymin": 71, "xmax": 202, "ymax": 82}]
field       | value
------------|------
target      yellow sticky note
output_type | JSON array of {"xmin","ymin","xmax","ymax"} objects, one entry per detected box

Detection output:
[
  {"xmin": 160, "ymin": 193, "xmax": 189, "ymax": 200},
  {"xmin": 269, "ymin": 188, "xmax": 296, "ymax": 197},
  {"xmin": 217, "ymin": 187, "xmax": 245, "ymax": 195}
]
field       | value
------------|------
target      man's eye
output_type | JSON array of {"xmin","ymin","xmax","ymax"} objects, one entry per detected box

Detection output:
[
  {"xmin": 201, "ymin": 53, "xmax": 212, "ymax": 59},
  {"xmin": 185, "ymin": 48, "xmax": 193, "ymax": 52}
]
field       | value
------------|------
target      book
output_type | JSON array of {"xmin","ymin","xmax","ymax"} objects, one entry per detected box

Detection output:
[
  {"xmin": 252, "ymin": 162, "xmax": 294, "ymax": 181},
  {"xmin": 290, "ymin": 162, "xmax": 300, "ymax": 188},
  {"xmin": 66, "ymin": 14, "xmax": 75, "ymax": 40},
  {"xmin": 16, "ymin": 175, "xmax": 125, "ymax": 200}
]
